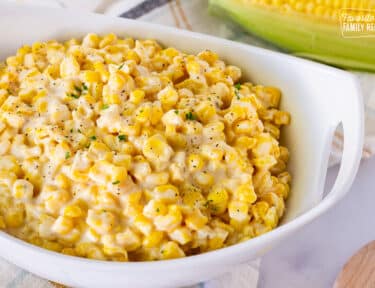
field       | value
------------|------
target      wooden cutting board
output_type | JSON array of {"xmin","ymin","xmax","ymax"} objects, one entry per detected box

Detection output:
[
  {"xmin": 50, "ymin": 283, "xmax": 66, "ymax": 288},
  {"xmin": 334, "ymin": 241, "xmax": 375, "ymax": 288}
]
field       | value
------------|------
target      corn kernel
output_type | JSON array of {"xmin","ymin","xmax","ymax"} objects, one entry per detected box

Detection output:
[
  {"xmin": 264, "ymin": 87, "xmax": 281, "ymax": 108},
  {"xmin": 99, "ymin": 33, "xmax": 117, "ymax": 48},
  {"xmin": 86, "ymin": 209, "xmax": 116, "ymax": 234},
  {"xmin": 60, "ymin": 55, "xmax": 80, "ymax": 78},
  {"xmin": 130, "ymin": 89, "xmax": 145, "ymax": 104},
  {"xmin": 263, "ymin": 207, "xmax": 279, "ymax": 228},
  {"xmin": 83, "ymin": 70, "xmax": 101, "ymax": 83},
  {"xmin": 160, "ymin": 241, "xmax": 185, "ymax": 259},
  {"xmin": 116, "ymin": 228, "xmax": 142, "ymax": 251},
  {"xmin": 169, "ymin": 227, "xmax": 192, "ymax": 245},
  {"xmin": 43, "ymin": 241, "xmax": 63, "ymax": 252},
  {"xmin": 4, "ymin": 207, "xmax": 25, "ymax": 228},
  {"xmin": 252, "ymin": 155, "xmax": 277, "ymax": 169},
  {"xmin": 126, "ymin": 50, "xmax": 140, "ymax": 63},
  {"xmin": 75, "ymin": 243, "xmax": 105, "ymax": 260},
  {"xmin": 235, "ymin": 184, "xmax": 257, "ymax": 204},
  {"xmin": 52, "ymin": 216, "xmax": 74, "ymax": 235},
  {"xmin": 157, "ymin": 86, "xmax": 179, "ymax": 110},
  {"xmin": 195, "ymin": 101, "xmax": 216, "ymax": 123},
  {"xmin": 82, "ymin": 33, "xmax": 100, "ymax": 48},
  {"xmin": 228, "ymin": 201, "xmax": 249, "ymax": 222},
  {"xmin": 143, "ymin": 134, "xmax": 173, "ymax": 163},
  {"xmin": 143, "ymin": 230, "xmax": 164, "ymax": 248},
  {"xmin": 12, "ymin": 179, "xmax": 33, "ymax": 201},
  {"xmin": 182, "ymin": 188, "xmax": 205, "ymax": 208},
  {"xmin": 93, "ymin": 61, "xmax": 109, "ymax": 82},
  {"xmin": 163, "ymin": 47, "xmax": 180, "ymax": 59},
  {"xmin": 154, "ymin": 205, "xmax": 182, "ymax": 232},
  {"xmin": 143, "ymin": 199, "xmax": 168, "ymax": 218},
  {"xmin": 186, "ymin": 61, "xmax": 201, "ymax": 75},
  {"xmin": 152, "ymin": 184, "xmax": 179, "ymax": 204},
  {"xmin": 197, "ymin": 50, "xmax": 219, "ymax": 65},
  {"xmin": 134, "ymin": 104, "xmax": 151, "ymax": 123},
  {"xmin": 187, "ymin": 154, "xmax": 204, "ymax": 171},
  {"xmin": 64, "ymin": 205, "xmax": 83, "ymax": 218},
  {"xmin": 225, "ymin": 65, "xmax": 242, "ymax": 82},
  {"xmin": 274, "ymin": 111, "xmax": 291, "ymax": 125},
  {"xmin": 206, "ymin": 187, "xmax": 229, "ymax": 215},
  {"xmin": 224, "ymin": 105, "xmax": 247, "ymax": 125},
  {"xmin": 61, "ymin": 248, "xmax": 76, "ymax": 256},
  {"xmin": 193, "ymin": 171, "xmax": 214, "ymax": 187},
  {"xmin": 134, "ymin": 215, "xmax": 153, "ymax": 235},
  {"xmin": 185, "ymin": 209, "xmax": 208, "ymax": 230},
  {"xmin": 201, "ymin": 144, "xmax": 224, "ymax": 161},
  {"xmin": 251, "ymin": 201, "xmax": 269, "ymax": 220}
]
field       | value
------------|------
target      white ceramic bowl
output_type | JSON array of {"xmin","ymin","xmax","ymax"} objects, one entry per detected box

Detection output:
[{"xmin": 0, "ymin": 4, "xmax": 364, "ymax": 288}]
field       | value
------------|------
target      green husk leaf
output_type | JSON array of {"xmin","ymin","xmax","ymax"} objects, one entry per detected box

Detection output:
[{"xmin": 209, "ymin": 0, "xmax": 375, "ymax": 72}]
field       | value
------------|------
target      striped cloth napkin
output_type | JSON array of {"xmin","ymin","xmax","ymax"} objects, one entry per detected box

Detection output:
[{"xmin": 1, "ymin": 1, "xmax": 375, "ymax": 288}]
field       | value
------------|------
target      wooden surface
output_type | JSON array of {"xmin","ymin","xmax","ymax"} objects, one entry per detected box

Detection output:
[
  {"xmin": 334, "ymin": 241, "xmax": 375, "ymax": 288},
  {"xmin": 50, "ymin": 281, "xmax": 66, "ymax": 288}
]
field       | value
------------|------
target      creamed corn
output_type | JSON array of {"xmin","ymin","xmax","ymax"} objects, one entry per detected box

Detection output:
[{"xmin": 0, "ymin": 33, "xmax": 291, "ymax": 261}]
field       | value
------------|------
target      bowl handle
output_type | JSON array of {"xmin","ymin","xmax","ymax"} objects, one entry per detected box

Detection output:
[{"xmin": 325, "ymin": 75, "xmax": 364, "ymax": 202}]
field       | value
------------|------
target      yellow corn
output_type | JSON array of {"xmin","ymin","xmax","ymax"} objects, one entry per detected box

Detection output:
[
  {"xmin": 130, "ymin": 89, "xmax": 145, "ymax": 104},
  {"xmin": 234, "ymin": 184, "xmax": 257, "ymax": 204},
  {"xmin": 169, "ymin": 227, "xmax": 192, "ymax": 245},
  {"xmin": 99, "ymin": 33, "xmax": 117, "ymax": 48},
  {"xmin": 0, "ymin": 34, "xmax": 291, "ymax": 262},
  {"xmin": 187, "ymin": 154, "xmax": 204, "ymax": 171},
  {"xmin": 160, "ymin": 241, "xmax": 185, "ymax": 259},
  {"xmin": 143, "ymin": 230, "xmax": 164, "ymax": 248},
  {"xmin": 83, "ymin": 71, "xmax": 101, "ymax": 83},
  {"xmin": 60, "ymin": 55, "xmax": 80, "ymax": 78},
  {"xmin": 157, "ymin": 86, "xmax": 179, "ymax": 110},
  {"xmin": 206, "ymin": 187, "xmax": 228, "ymax": 215},
  {"xmin": 64, "ymin": 205, "xmax": 83, "ymax": 218}
]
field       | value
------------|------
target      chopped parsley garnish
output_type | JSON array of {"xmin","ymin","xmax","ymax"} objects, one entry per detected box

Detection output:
[
  {"xmin": 185, "ymin": 111, "xmax": 196, "ymax": 120},
  {"xmin": 77, "ymin": 129, "xmax": 82, "ymax": 133},
  {"xmin": 234, "ymin": 83, "xmax": 241, "ymax": 100},
  {"xmin": 118, "ymin": 63, "xmax": 125, "ymax": 70},
  {"xmin": 74, "ymin": 85, "xmax": 82, "ymax": 93},
  {"xmin": 65, "ymin": 152, "xmax": 70, "ymax": 159},
  {"xmin": 174, "ymin": 110, "xmax": 179, "ymax": 114},
  {"xmin": 67, "ymin": 93, "xmax": 79, "ymax": 99},
  {"xmin": 90, "ymin": 135, "xmax": 97, "ymax": 141},
  {"xmin": 235, "ymin": 90, "xmax": 240, "ymax": 100},
  {"xmin": 70, "ymin": 128, "xmax": 73, "ymax": 133},
  {"xmin": 118, "ymin": 135, "xmax": 127, "ymax": 142},
  {"xmin": 69, "ymin": 83, "xmax": 88, "ymax": 99},
  {"xmin": 112, "ymin": 180, "xmax": 120, "ymax": 185},
  {"xmin": 101, "ymin": 104, "xmax": 109, "ymax": 110}
]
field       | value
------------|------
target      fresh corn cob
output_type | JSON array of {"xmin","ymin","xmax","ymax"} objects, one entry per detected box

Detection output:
[{"xmin": 209, "ymin": 0, "xmax": 375, "ymax": 71}]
